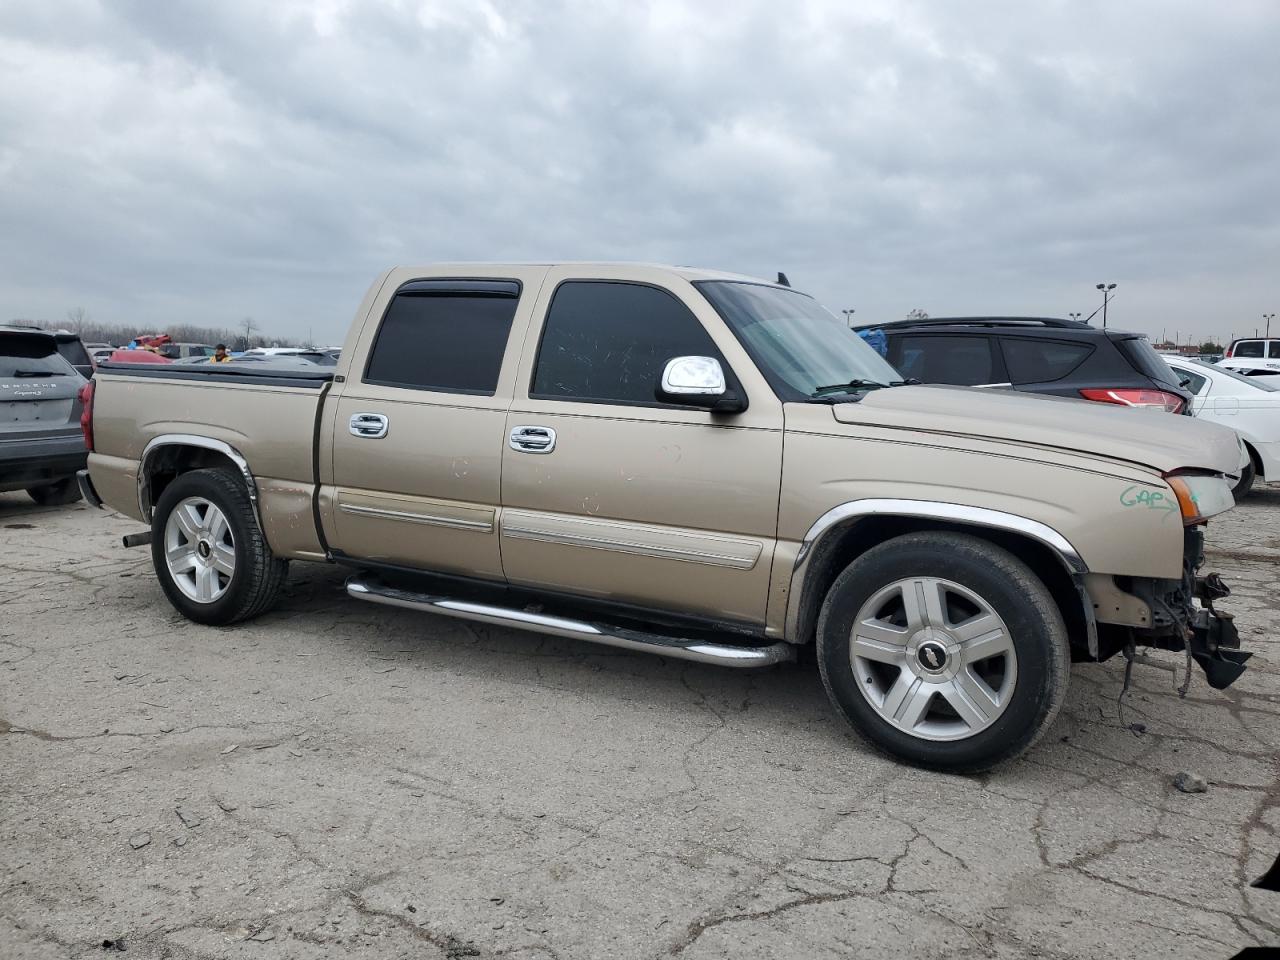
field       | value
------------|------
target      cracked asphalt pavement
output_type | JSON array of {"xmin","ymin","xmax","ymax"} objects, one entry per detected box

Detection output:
[{"xmin": 2, "ymin": 489, "xmax": 1278, "ymax": 959}]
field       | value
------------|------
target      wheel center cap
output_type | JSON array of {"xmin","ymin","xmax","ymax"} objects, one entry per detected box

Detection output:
[
  {"xmin": 916, "ymin": 640, "xmax": 949, "ymax": 673},
  {"xmin": 196, "ymin": 540, "xmax": 212, "ymax": 560}
]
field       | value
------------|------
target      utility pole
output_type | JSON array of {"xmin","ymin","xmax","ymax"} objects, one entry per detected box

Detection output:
[
  {"xmin": 241, "ymin": 316, "xmax": 255, "ymax": 350},
  {"xmin": 1095, "ymin": 282, "xmax": 1117, "ymax": 329}
]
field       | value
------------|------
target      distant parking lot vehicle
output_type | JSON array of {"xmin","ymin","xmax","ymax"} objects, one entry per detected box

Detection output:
[
  {"xmin": 81, "ymin": 264, "xmax": 1251, "ymax": 772},
  {"xmin": 0, "ymin": 328, "xmax": 88, "ymax": 504},
  {"xmin": 107, "ymin": 349, "xmax": 172, "ymax": 364},
  {"xmin": 158, "ymin": 342, "xmax": 217, "ymax": 360},
  {"xmin": 1218, "ymin": 356, "xmax": 1280, "ymax": 377},
  {"xmin": 241, "ymin": 348, "xmax": 338, "ymax": 366},
  {"xmin": 1224, "ymin": 337, "xmax": 1280, "ymax": 372},
  {"xmin": 1167, "ymin": 356, "xmax": 1280, "ymax": 498},
  {"xmin": 856, "ymin": 317, "xmax": 1193, "ymax": 413}
]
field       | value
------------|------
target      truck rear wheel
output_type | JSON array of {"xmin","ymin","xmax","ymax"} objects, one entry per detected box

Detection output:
[
  {"xmin": 816, "ymin": 531, "xmax": 1069, "ymax": 773},
  {"xmin": 150, "ymin": 468, "xmax": 287, "ymax": 625}
]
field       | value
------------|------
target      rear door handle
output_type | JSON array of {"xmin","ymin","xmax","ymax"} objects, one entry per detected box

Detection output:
[
  {"xmin": 349, "ymin": 413, "xmax": 389, "ymax": 438},
  {"xmin": 509, "ymin": 425, "xmax": 556, "ymax": 454}
]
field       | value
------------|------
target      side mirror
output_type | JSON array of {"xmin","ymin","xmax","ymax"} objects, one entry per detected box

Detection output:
[{"xmin": 656, "ymin": 356, "xmax": 746, "ymax": 413}]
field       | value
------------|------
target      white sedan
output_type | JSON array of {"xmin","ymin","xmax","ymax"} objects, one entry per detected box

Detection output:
[{"xmin": 1166, "ymin": 357, "xmax": 1280, "ymax": 498}]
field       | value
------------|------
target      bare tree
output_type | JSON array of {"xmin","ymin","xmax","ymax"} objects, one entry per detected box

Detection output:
[{"xmin": 65, "ymin": 307, "xmax": 89, "ymax": 329}]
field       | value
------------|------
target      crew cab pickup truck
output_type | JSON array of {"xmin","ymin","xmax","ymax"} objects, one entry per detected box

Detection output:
[{"xmin": 80, "ymin": 264, "xmax": 1251, "ymax": 771}]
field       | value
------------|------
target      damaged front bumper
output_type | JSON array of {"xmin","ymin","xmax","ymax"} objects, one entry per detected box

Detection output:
[{"xmin": 1127, "ymin": 530, "xmax": 1252, "ymax": 691}]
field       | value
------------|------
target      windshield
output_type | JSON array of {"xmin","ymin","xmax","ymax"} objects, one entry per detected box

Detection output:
[
  {"xmin": 696, "ymin": 281, "xmax": 902, "ymax": 399},
  {"xmin": 0, "ymin": 335, "xmax": 79, "ymax": 378}
]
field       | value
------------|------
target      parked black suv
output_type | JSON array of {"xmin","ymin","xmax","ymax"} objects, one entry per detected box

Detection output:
[{"xmin": 856, "ymin": 317, "xmax": 1192, "ymax": 413}]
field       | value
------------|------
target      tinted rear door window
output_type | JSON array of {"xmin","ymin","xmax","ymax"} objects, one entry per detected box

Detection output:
[
  {"xmin": 364, "ymin": 281, "xmax": 521, "ymax": 394},
  {"xmin": 889, "ymin": 335, "xmax": 998, "ymax": 386},
  {"xmin": 531, "ymin": 281, "xmax": 724, "ymax": 405},
  {"xmin": 1001, "ymin": 338, "xmax": 1094, "ymax": 384},
  {"xmin": 1234, "ymin": 341, "xmax": 1264, "ymax": 358}
]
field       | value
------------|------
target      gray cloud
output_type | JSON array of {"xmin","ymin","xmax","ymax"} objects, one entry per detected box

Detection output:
[{"xmin": 1, "ymin": 0, "xmax": 1277, "ymax": 344}]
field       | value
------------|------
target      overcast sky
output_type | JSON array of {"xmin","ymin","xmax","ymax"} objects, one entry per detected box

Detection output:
[{"xmin": 3, "ymin": 0, "xmax": 1278, "ymax": 345}]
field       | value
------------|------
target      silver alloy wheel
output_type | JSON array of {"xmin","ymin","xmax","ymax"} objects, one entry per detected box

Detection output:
[
  {"xmin": 850, "ymin": 576, "xmax": 1017, "ymax": 741},
  {"xmin": 164, "ymin": 496, "xmax": 235, "ymax": 604}
]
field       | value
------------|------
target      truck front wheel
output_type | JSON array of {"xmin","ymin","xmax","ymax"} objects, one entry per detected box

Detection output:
[
  {"xmin": 150, "ymin": 468, "xmax": 288, "ymax": 625},
  {"xmin": 816, "ymin": 531, "xmax": 1069, "ymax": 773}
]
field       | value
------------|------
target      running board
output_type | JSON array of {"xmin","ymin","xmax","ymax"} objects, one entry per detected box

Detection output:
[{"xmin": 345, "ymin": 576, "xmax": 795, "ymax": 669}]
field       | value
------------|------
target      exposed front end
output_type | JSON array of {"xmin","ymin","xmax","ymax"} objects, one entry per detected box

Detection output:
[{"xmin": 1103, "ymin": 474, "xmax": 1250, "ymax": 690}]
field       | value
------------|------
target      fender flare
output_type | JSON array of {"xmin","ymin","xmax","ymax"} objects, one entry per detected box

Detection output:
[
  {"xmin": 137, "ymin": 434, "xmax": 260, "ymax": 528},
  {"xmin": 785, "ymin": 498, "xmax": 1097, "ymax": 655}
]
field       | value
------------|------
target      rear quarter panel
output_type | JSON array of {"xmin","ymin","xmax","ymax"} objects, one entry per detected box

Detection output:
[{"xmin": 89, "ymin": 373, "xmax": 324, "ymax": 556}]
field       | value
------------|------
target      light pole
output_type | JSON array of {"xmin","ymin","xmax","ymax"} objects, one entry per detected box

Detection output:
[
  {"xmin": 1068, "ymin": 312, "xmax": 1082, "ymax": 323},
  {"xmin": 1095, "ymin": 283, "xmax": 1116, "ymax": 329},
  {"xmin": 1265, "ymin": 313, "xmax": 1276, "ymax": 340},
  {"xmin": 841, "ymin": 308, "xmax": 856, "ymax": 327}
]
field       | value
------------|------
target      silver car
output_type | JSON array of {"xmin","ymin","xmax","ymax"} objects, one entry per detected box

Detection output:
[{"xmin": 0, "ymin": 328, "xmax": 88, "ymax": 504}]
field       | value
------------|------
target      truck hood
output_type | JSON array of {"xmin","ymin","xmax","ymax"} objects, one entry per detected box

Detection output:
[{"xmin": 831, "ymin": 385, "xmax": 1243, "ymax": 476}]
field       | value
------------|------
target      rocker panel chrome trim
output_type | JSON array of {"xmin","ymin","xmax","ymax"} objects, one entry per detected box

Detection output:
[
  {"xmin": 785, "ymin": 498, "xmax": 1088, "ymax": 643},
  {"xmin": 346, "ymin": 577, "xmax": 793, "ymax": 668}
]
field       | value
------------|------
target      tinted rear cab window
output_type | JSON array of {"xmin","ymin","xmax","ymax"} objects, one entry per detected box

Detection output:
[{"xmin": 364, "ymin": 280, "xmax": 521, "ymax": 394}]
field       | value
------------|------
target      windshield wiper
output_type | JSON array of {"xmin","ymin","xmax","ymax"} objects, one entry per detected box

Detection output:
[
  {"xmin": 808, "ymin": 378, "xmax": 913, "ymax": 399},
  {"xmin": 12, "ymin": 369, "xmax": 67, "ymax": 377}
]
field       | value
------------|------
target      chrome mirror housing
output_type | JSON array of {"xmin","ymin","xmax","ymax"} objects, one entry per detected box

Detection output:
[{"xmin": 660, "ymin": 356, "xmax": 726, "ymax": 396}]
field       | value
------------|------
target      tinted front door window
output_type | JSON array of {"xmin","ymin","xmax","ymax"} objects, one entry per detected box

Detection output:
[{"xmin": 532, "ymin": 281, "xmax": 724, "ymax": 405}]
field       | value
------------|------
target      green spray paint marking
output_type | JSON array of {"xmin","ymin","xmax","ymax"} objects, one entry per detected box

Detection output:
[{"xmin": 1120, "ymin": 485, "xmax": 1177, "ymax": 514}]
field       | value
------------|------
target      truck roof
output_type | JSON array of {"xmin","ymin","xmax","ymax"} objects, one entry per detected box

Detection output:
[{"xmin": 389, "ymin": 262, "xmax": 790, "ymax": 287}]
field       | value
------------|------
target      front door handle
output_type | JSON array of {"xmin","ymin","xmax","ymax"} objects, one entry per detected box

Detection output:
[
  {"xmin": 509, "ymin": 425, "xmax": 556, "ymax": 454},
  {"xmin": 349, "ymin": 413, "xmax": 389, "ymax": 439}
]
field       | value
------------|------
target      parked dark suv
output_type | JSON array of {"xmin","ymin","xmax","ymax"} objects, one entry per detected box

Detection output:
[
  {"xmin": 1, "ymin": 328, "xmax": 89, "ymax": 505},
  {"xmin": 856, "ymin": 317, "xmax": 1192, "ymax": 413}
]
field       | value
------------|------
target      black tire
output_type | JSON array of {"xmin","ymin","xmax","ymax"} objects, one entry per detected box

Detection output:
[
  {"xmin": 816, "ymin": 531, "xmax": 1070, "ymax": 773},
  {"xmin": 27, "ymin": 477, "xmax": 82, "ymax": 506},
  {"xmin": 1232, "ymin": 458, "xmax": 1255, "ymax": 501},
  {"xmin": 150, "ymin": 468, "xmax": 287, "ymax": 625}
]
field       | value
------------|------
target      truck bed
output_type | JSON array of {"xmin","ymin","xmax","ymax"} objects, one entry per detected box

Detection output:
[{"xmin": 88, "ymin": 361, "xmax": 334, "ymax": 559}]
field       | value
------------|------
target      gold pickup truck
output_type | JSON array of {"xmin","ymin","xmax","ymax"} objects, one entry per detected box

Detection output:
[{"xmin": 79, "ymin": 263, "xmax": 1251, "ymax": 771}]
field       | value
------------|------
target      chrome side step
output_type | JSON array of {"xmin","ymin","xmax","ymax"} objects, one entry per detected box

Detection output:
[{"xmin": 345, "ymin": 576, "xmax": 795, "ymax": 669}]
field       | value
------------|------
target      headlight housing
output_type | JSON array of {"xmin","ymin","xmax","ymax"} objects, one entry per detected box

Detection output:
[{"xmin": 1165, "ymin": 472, "xmax": 1235, "ymax": 525}]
